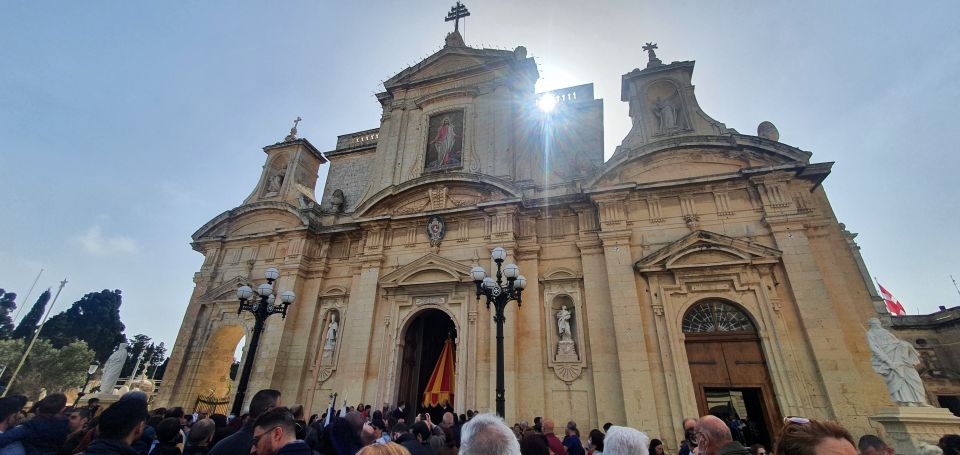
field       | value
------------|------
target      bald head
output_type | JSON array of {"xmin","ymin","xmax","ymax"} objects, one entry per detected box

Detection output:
[
  {"xmin": 697, "ymin": 415, "xmax": 733, "ymax": 455},
  {"xmin": 443, "ymin": 412, "xmax": 455, "ymax": 427},
  {"xmin": 542, "ymin": 418, "xmax": 556, "ymax": 434}
]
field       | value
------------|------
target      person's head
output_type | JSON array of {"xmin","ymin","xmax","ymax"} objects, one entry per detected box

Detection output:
[
  {"xmin": 398, "ymin": 401, "xmax": 406, "ymax": 410},
  {"xmin": 541, "ymin": 418, "xmax": 555, "ymax": 435},
  {"xmin": 696, "ymin": 415, "xmax": 733, "ymax": 455},
  {"xmin": 750, "ymin": 444, "xmax": 768, "ymax": 455},
  {"xmin": 35, "ymin": 393, "xmax": 67, "ymax": 416},
  {"xmin": 0, "ymin": 396, "xmax": 27, "ymax": 430},
  {"xmin": 189, "ymin": 418, "xmax": 216, "ymax": 447},
  {"xmin": 391, "ymin": 422, "xmax": 409, "ymax": 441},
  {"xmin": 774, "ymin": 418, "xmax": 856, "ymax": 455},
  {"xmin": 520, "ymin": 433, "xmax": 551, "ymax": 455},
  {"xmin": 157, "ymin": 417, "xmax": 182, "ymax": 444},
  {"xmin": 355, "ymin": 442, "xmax": 414, "ymax": 455},
  {"xmin": 604, "ymin": 426, "xmax": 650, "ymax": 455},
  {"xmin": 165, "ymin": 406, "xmax": 185, "ymax": 423},
  {"xmin": 289, "ymin": 404, "xmax": 304, "ymax": 421},
  {"xmin": 98, "ymin": 397, "xmax": 149, "ymax": 444},
  {"xmin": 249, "ymin": 389, "xmax": 282, "ymax": 420},
  {"xmin": 682, "ymin": 417, "xmax": 698, "ymax": 446},
  {"xmin": 346, "ymin": 410, "xmax": 365, "ymax": 432},
  {"xmin": 69, "ymin": 408, "xmax": 92, "ymax": 432},
  {"xmin": 460, "ymin": 413, "xmax": 521, "ymax": 455},
  {"xmin": 361, "ymin": 422, "xmax": 379, "ymax": 446},
  {"xmin": 211, "ymin": 413, "xmax": 228, "ymax": 428},
  {"xmin": 920, "ymin": 443, "xmax": 945, "ymax": 455},
  {"xmin": 940, "ymin": 435, "xmax": 960, "ymax": 455},
  {"xmin": 411, "ymin": 421, "xmax": 431, "ymax": 443},
  {"xmin": 603, "ymin": 422, "xmax": 613, "ymax": 433},
  {"xmin": 443, "ymin": 412, "xmax": 454, "ymax": 428},
  {"xmin": 251, "ymin": 407, "xmax": 297, "ymax": 455},
  {"xmin": 88, "ymin": 397, "xmax": 100, "ymax": 407},
  {"xmin": 858, "ymin": 436, "xmax": 893, "ymax": 455},
  {"xmin": 589, "ymin": 429, "xmax": 605, "ymax": 451},
  {"xmin": 650, "ymin": 438, "xmax": 664, "ymax": 455}
]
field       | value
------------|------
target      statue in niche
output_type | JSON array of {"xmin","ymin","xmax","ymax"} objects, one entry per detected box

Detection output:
[
  {"xmin": 324, "ymin": 313, "xmax": 339, "ymax": 351},
  {"xmin": 653, "ymin": 97, "xmax": 678, "ymax": 133},
  {"xmin": 266, "ymin": 171, "xmax": 285, "ymax": 194},
  {"xmin": 556, "ymin": 305, "xmax": 573, "ymax": 341},
  {"xmin": 866, "ymin": 318, "xmax": 929, "ymax": 406},
  {"xmin": 329, "ymin": 189, "xmax": 345, "ymax": 213}
]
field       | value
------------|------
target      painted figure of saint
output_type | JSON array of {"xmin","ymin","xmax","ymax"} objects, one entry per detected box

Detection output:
[{"xmin": 429, "ymin": 116, "xmax": 460, "ymax": 168}]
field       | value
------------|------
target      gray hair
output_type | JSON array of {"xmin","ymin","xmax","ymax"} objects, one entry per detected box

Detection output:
[
  {"xmin": 605, "ymin": 426, "xmax": 650, "ymax": 455},
  {"xmin": 460, "ymin": 413, "xmax": 521, "ymax": 455},
  {"xmin": 919, "ymin": 443, "xmax": 944, "ymax": 455}
]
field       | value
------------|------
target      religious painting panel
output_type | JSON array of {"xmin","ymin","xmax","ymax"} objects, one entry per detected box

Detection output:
[{"xmin": 424, "ymin": 110, "xmax": 464, "ymax": 171}]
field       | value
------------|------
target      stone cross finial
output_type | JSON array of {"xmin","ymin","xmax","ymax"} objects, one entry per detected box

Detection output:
[
  {"xmin": 285, "ymin": 116, "xmax": 302, "ymax": 142},
  {"xmin": 643, "ymin": 42, "xmax": 663, "ymax": 68}
]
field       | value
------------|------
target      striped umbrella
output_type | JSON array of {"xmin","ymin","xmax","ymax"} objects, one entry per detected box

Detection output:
[{"xmin": 422, "ymin": 337, "xmax": 456, "ymax": 407}]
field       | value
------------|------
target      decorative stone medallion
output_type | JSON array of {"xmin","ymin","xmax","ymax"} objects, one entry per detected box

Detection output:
[{"xmin": 426, "ymin": 215, "xmax": 446, "ymax": 246}]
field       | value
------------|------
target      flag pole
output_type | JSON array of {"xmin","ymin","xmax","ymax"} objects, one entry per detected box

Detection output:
[
  {"xmin": 12, "ymin": 268, "xmax": 43, "ymax": 323},
  {"xmin": 2, "ymin": 278, "xmax": 67, "ymax": 397},
  {"xmin": 951, "ymin": 275, "xmax": 960, "ymax": 302}
]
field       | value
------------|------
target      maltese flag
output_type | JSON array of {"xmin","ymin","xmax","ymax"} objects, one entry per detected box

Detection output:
[{"xmin": 877, "ymin": 282, "xmax": 907, "ymax": 316}]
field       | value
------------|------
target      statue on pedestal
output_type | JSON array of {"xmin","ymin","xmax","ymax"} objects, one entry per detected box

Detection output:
[
  {"xmin": 100, "ymin": 342, "xmax": 130, "ymax": 395},
  {"xmin": 866, "ymin": 318, "xmax": 929, "ymax": 406},
  {"xmin": 556, "ymin": 306, "xmax": 572, "ymax": 341}
]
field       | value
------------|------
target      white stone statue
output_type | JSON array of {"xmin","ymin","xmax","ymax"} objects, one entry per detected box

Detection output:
[
  {"xmin": 324, "ymin": 313, "xmax": 339, "ymax": 350},
  {"xmin": 866, "ymin": 318, "xmax": 929, "ymax": 406},
  {"xmin": 100, "ymin": 342, "xmax": 130, "ymax": 395},
  {"xmin": 556, "ymin": 306, "xmax": 573, "ymax": 341},
  {"xmin": 267, "ymin": 172, "xmax": 284, "ymax": 194},
  {"xmin": 653, "ymin": 97, "xmax": 678, "ymax": 132}
]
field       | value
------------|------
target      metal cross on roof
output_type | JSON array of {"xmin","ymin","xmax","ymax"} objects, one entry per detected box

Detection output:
[{"xmin": 445, "ymin": 2, "xmax": 470, "ymax": 33}]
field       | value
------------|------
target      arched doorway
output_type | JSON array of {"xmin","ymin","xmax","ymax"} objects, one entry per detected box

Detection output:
[
  {"xmin": 683, "ymin": 300, "xmax": 781, "ymax": 448},
  {"xmin": 191, "ymin": 325, "xmax": 245, "ymax": 412},
  {"xmin": 396, "ymin": 308, "xmax": 457, "ymax": 423}
]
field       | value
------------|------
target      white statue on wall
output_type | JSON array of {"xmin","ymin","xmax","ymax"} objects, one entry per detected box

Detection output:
[
  {"xmin": 324, "ymin": 313, "xmax": 339, "ymax": 351},
  {"xmin": 100, "ymin": 342, "xmax": 130, "ymax": 395},
  {"xmin": 556, "ymin": 305, "xmax": 573, "ymax": 341},
  {"xmin": 866, "ymin": 318, "xmax": 929, "ymax": 406},
  {"xmin": 653, "ymin": 96, "xmax": 678, "ymax": 132}
]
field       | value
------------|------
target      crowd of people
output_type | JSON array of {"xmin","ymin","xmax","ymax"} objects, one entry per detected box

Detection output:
[{"xmin": 0, "ymin": 389, "xmax": 958, "ymax": 455}]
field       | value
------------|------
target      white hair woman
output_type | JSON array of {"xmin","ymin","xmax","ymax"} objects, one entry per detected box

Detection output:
[
  {"xmin": 605, "ymin": 426, "xmax": 650, "ymax": 455},
  {"xmin": 459, "ymin": 413, "xmax": 521, "ymax": 455}
]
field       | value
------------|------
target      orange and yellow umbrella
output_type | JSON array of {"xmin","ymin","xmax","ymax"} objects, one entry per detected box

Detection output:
[{"xmin": 422, "ymin": 338, "xmax": 455, "ymax": 407}]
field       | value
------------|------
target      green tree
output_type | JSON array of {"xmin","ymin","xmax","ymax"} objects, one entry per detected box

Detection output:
[
  {"xmin": 39, "ymin": 289, "xmax": 125, "ymax": 362},
  {"xmin": 12, "ymin": 289, "xmax": 50, "ymax": 340},
  {"xmin": 0, "ymin": 289, "xmax": 17, "ymax": 339},
  {"xmin": 122, "ymin": 334, "xmax": 151, "ymax": 377},
  {"xmin": 0, "ymin": 338, "xmax": 95, "ymax": 398}
]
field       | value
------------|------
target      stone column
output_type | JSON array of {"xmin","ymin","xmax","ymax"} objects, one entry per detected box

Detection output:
[{"xmin": 339, "ymin": 253, "xmax": 384, "ymax": 403}]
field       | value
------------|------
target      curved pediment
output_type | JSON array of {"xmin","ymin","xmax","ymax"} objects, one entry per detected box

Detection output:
[
  {"xmin": 636, "ymin": 230, "xmax": 781, "ymax": 273},
  {"xmin": 380, "ymin": 253, "xmax": 474, "ymax": 288},
  {"xmin": 588, "ymin": 134, "xmax": 813, "ymax": 189},
  {"xmin": 354, "ymin": 174, "xmax": 520, "ymax": 218},
  {"xmin": 192, "ymin": 202, "xmax": 306, "ymax": 242}
]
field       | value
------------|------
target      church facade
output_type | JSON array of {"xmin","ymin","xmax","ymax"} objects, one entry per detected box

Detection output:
[{"xmin": 157, "ymin": 30, "xmax": 897, "ymax": 445}]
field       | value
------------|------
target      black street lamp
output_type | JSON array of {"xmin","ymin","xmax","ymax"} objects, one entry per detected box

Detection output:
[
  {"xmin": 231, "ymin": 267, "xmax": 295, "ymax": 417},
  {"xmin": 73, "ymin": 360, "xmax": 100, "ymax": 407},
  {"xmin": 471, "ymin": 247, "xmax": 526, "ymax": 418}
]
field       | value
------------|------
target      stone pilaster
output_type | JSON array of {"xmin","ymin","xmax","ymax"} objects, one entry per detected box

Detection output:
[{"xmin": 339, "ymin": 253, "xmax": 384, "ymax": 402}]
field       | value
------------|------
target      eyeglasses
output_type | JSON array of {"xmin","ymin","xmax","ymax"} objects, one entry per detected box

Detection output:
[
  {"xmin": 252, "ymin": 426, "xmax": 281, "ymax": 445},
  {"xmin": 783, "ymin": 416, "xmax": 810, "ymax": 425}
]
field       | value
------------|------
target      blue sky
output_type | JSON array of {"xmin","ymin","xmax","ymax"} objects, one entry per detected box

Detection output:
[{"xmin": 1, "ymin": 1, "xmax": 959, "ymax": 346}]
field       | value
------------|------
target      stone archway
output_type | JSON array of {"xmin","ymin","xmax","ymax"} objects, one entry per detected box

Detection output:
[
  {"xmin": 189, "ymin": 324, "xmax": 246, "ymax": 407},
  {"xmin": 395, "ymin": 308, "xmax": 457, "ymax": 423},
  {"xmin": 682, "ymin": 299, "xmax": 781, "ymax": 448}
]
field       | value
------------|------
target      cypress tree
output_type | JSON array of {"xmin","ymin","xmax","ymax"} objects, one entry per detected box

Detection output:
[{"xmin": 12, "ymin": 289, "xmax": 50, "ymax": 340}]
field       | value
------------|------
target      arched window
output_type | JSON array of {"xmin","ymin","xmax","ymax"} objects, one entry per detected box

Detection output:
[{"xmin": 682, "ymin": 300, "xmax": 756, "ymax": 334}]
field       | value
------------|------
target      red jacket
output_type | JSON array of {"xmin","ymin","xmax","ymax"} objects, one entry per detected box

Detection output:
[{"xmin": 545, "ymin": 433, "xmax": 568, "ymax": 455}]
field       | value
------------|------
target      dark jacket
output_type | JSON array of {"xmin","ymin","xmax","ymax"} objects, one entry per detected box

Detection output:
[
  {"xmin": 150, "ymin": 443, "xmax": 181, "ymax": 455},
  {"xmin": 277, "ymin": 441, "xmax": 318, "ymax": 455},
  {"xmin": 78, "ymin": 439, "xmax": 140, "ymax": 455},
  {"xmin": 395, "ymin": 433, "xmax": 435, "ymax": 455},
  {"xmin": 181, "ymin": 446, "xmax": 209, "ymax": 455},
  {"xmin": 324, "ymin": 417, "xmax": 361, "ymax": 455},
  {"xmin": 0, "ymin": 415, "xmax": 71, "ymax": 455},
  {"xmin": 563, "ymin": 434, "xmax": 585, "ymax": 455},
  {"xmin": 207, "ymin": 425, "xmax": 252, "ymax": 455},
  {"xmin": 717, "ymin": 441, "xmax": 751, "ymax": 455}
]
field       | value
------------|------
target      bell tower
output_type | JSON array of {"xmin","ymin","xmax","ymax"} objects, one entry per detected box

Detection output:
[{"xmin": 244, "ymin": 118, "xmax": 328, "ymax": 207}]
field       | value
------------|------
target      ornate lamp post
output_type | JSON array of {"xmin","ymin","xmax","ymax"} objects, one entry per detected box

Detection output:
[
  {"xmin": 231, "ymin": 267, "xmax": 295, "ymax": 416},
  {"xmin": 73, "ymin": 360, "xmax": 100, "ymax": 407},
  {"xmin": 471, "ymin": 247, "xmax": 526, "ymax": 418}
]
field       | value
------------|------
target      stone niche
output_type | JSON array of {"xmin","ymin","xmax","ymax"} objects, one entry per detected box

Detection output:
[{"xmin": 541, "ymin": 270, "xmax": 588, "ymax": 384}]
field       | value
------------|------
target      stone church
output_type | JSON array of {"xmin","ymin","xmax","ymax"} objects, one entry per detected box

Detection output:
[{"xmin": 157, "ymin": 27, "xmax": 898, "ymax": 446}]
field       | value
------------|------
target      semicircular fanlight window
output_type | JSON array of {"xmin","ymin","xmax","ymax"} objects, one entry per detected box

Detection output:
[{"xmin": 682, "ymin": 300, "xmax": 755, "ymax": 334}]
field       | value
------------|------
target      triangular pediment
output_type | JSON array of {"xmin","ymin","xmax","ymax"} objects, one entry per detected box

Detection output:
[
  {"xmin": 635, "ymin": 230, "xmax": 781, "ymax": 273},
  {"xmin": 380, "ymin": 253, "xmax": 474, "ymax": 287},
  {"xmin": 384, "ymin": 47, "xmax": 516, "ymax": 89},
  {"xmin": 200, "ymin": 275, "xmax": 247, "ymax": 302}
]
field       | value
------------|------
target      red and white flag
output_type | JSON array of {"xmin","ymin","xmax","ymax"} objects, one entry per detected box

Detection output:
[{"xmin": 877, "ymin": 282, "xmax": 907, "ymax": 316}]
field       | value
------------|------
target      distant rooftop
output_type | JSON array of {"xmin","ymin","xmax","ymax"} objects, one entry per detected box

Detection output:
[{"xmin": 327, "ymin": 128, "xmax": 379, "ymax": 157}]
